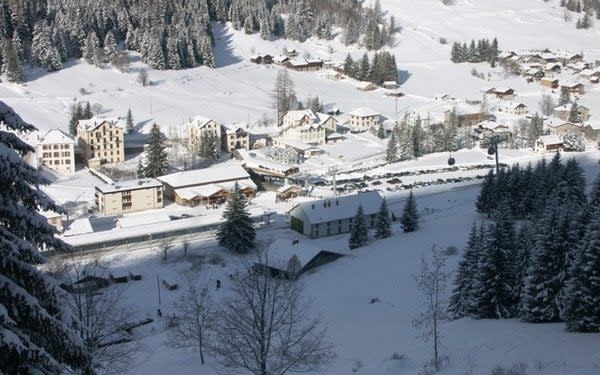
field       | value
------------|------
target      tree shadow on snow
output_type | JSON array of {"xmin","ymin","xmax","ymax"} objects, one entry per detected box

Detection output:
[
  {"xmin": 212, "ymin": 23, "xmax": 243, "ymax": 68},
  {"xmin": 398, "ymin": 70, "xmax": 412, "ymax": 85}
]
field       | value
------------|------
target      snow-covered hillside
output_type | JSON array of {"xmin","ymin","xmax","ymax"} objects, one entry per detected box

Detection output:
[{"xmin": 1, "ymin": 0, "xmax": 599, "ymax": 136}]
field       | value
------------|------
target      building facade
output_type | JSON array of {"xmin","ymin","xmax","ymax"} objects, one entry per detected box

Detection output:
[
  {"xmin": 95, "ymin": 178, "xmax": 163, "ymax": 216},
  {"xmin": 37, "ymin": 129, "xmax": 76, "ymax": 175},
  {"xmin": 187, "ymin": 116, "xmax": 220, "ymax": 153},
  {"xmin": 289, "ymin": 191, "xmax": 383, "ymax": 238},
  {"xmin": 348, "ymin": 107, "xmax": 381, "ymax": 132},
  {"xmin": 77, "ymin": 118, "xmax": 125, "ymax": 166},
  {"xmin": 221, "ymin": 124, "xmax": 250, "ymax": 153}
]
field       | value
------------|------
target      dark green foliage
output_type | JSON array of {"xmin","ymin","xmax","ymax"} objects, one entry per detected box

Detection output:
[
  {"xmin": 448, "ymin": 223, "xmax": 482, "ymax": 318},
  {"xmin": 562, "ymin": 210, "xmax": 600, "ymax": 332},
  {"xmin": 400, "ymin": 191, "xmax": 419, "ymax": 232},
  {"xmin": 126, "ymin": 108, "xmax": 134, "ymax": 134},
  {"xmin": 471, "ymin": 206, "xmax": 517, "ymax": 319},
  {"xmin": 217, "ymin": 182, "xmax": 256, "ymax": 253},
  {"xmin": 349, "ymin": 204, "xmax": 369, "ymax": 249},
  {"xmin": 375, "ymin": 199, "xmax": 391, "ymax": 239},
  {"xmin": 450, "ymin": 38, "xmax": 500, "ymax": 64},
  {"xmin": 0, "ymin": 101, "xmax": 92, "ymax": 374},
  {"xmin": 140, "ymin": 123, "xmax": 168, "ymax": 178}
]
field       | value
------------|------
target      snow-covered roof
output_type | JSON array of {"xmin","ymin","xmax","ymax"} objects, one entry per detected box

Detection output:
[
  {"xmin": 545, "ymin": 119, "xmax": 579, "ymax": 128},
  {"xmin": 585, "ymin": 121, "xmax": 600, "ymax": 130},
  {"xmin": 284, "ymin": 109, "xmax": 316, "ymax": 123},
  {"xmin": 38, "ymin": 129, "xmax": 75, "ymax": 145},
  {"xmin": 277, "ymin": 138, "xmax": 318, "ymax": 152},
  {"xmin": 63, "ymin": 218, "xmax": 93, "ymax": 237},
  {"xmin": 188, "ymin": 116, "xmax": 217, "ymax": 129},
  {"xmin": 221, "ymin": 123, "xmax": 247, "ymax": 134},
  {"xmin": 236, "ymin": 149, "xmax": 297, "ymax": 174},
  {"xmin": 315, "ymin": 112, "xmax": 336, "ymax": 125},
  {"xmin": 493, "ymin": 87, "xmax": 514, "ymax": 94},
  {"xmin": 291, "ymin": 191, "xmax": 383, "ymax": 225},
  {"xmin": 295, "ymin": 123, "xmax": 323, "ymax": 131},
  {"xmin": 174, "ymin": 178, "xmax": 256, "ymax": 200},
  {"xmin": 117, "ymin": 212, "xmax": 172, "ymax": 228},
  {"xmin": 78, "ymin": 117, "xmax": 125, "ymax": 131},
  {"xmin": 349, "ymin": 107, "xmax": 380, "ymax": 117},
  {"xmin": 96, "ymin": 178, "xmax": 162, "ymax": 194},
  {"xmin": 541, "ymin": 77, "xmax": 559, "ymax": 83},
  {"xmin": 479, "ymin": 121, "xmax": 509, "ymax": 131},
  {"xmin": 263, "ymin": 238, "xmax": 341, "ymax": 269},
  {"xmin": 158, "ymin": 164, "xmax": 250, "ymax": 189},
  {"xmin": 538, "ymin": 135, "xmax": 563, "ymax": 145},
  {"xmin": 544, "ymin": 62, "xmax": 561, "ymax": 69},
  {"xmin": 561, "ymin": 81, "xmax": 584, "ymax": 88},
  {"xmin": 356, "ymin": 81, "xmax": 377, "ymax": 90},
  {"xmin": 327, "ymin": 132, "xmax": 345, "ymax": 139},
  {"xmin": 273, "ymin": 55, "xmax": 289, "ymax": 63}
]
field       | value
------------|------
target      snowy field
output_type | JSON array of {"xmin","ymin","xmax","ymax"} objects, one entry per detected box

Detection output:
[
  {"xmin": 47, "ymin": 153, "xmax": 600, "ymax": 375},
  {"xmin": 1, "ymin": 0, "xmax": 599, "ymax": 137}
]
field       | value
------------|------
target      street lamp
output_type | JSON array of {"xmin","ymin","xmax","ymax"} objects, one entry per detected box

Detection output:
[{"xmin": 487, "ymin": 134, "xmax": 501, "ymax": 175}]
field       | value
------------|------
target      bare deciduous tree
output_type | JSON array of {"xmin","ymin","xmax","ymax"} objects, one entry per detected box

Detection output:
[
  {"xmin": 49, "ymin": 257, "xmax": 139, "ymax": 375},
  {"xmin": 211, "ymin": 254, "xmax": 334, "ymax": 375},
  {"xmin": 539, "ymin": 94, "xmax": 556, "ymax": 117},
  {"xmin": 138, "ymin": 68, "xmax": 149, "ymax": 86},
  {"xmin": 412, "ymin": 246, "xmax": 450, "ymax": 372},
  {"xmin": 158, "ymin": 238, "xmax": 173, "ymax": 261},
  {"xmin": 166, "ymin": 286, "xmax": 214, "ymax": 365}
]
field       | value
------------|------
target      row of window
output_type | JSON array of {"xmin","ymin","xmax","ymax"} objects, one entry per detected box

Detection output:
[
  {"xmin": 42, "ymin": 152, "xmax": 71, "ymax": 158},
  {"xmin": 43, "ymin": 159, "xmax": 71, "ymax": 165},
  {"xmin": 41, "ymin": 144, "xmax": 71, "ymax": 150}
]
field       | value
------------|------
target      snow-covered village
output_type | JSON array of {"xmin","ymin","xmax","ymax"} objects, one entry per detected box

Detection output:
[{"xmin": 2, "ymin": 0, "xmax": 600, "ymax": 374}]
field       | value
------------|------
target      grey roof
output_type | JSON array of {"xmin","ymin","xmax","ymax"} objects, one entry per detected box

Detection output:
[
  {"xmin": 96, "ymin": 178, "xmax": 162, "ymax": 193},
  {"xmin": 292, "ymin": 191, "xmax": 383, "ymax": 224}
]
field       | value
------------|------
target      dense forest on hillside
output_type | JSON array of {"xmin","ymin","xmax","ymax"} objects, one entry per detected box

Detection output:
[{"xmin": 0, "ymin": 0, "xmax": 396, "ymax": 81}]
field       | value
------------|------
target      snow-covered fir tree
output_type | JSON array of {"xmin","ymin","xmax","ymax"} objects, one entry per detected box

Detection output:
[
  {"xmin": 562, "ymin": 209, "xmax": 600, "ymax": 332},
  {"xmin": 217, "ymin": 182, "xmax": 256, "ymax": 253},
  {"xmin": 400, "ymin": 190, "xmax": 419, "ymax": 232},
  {"xmin": 448, "ymin": 223, "xmax": 482, "ymax": 319},
  {"xmin": 126, "ymin": 108, "xmax": 135, "ymax": 134},
  {"xmin": 568, "ymin": 102, "xmax": 582, "ymax": 123},
  {"xmin": 2, "ymin": 40, "xmax": 23, "ymax": 82},
  {"xmin": 386, "ymin": 132, "xmax": 398, "ymax": 163},
  {"xmin": 375, "ymin": 199, "xmax": 392, "ymax": 239},
  {"xmin": 349, "ymin": 204, "xmax": 369, "ymax": 250},
  {"xmin": 590, "ymin": 174, "xmax": 600, "ymax": 208},
  {"xmin": 559, "ymin": 87, "xmax": 572, "ymax": 105},
  {"xmin": 0, "ymin": 101, "xmax": 92, "ymax": 374},
  {"xmin": 472, "ymin": 206, "xmax": 517, "ymax": 319},
  {"xmin": 141, "ymin": 123, "xmax": 168, "ymax": 178}
]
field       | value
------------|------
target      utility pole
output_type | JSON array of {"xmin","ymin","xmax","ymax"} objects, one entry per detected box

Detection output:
[{"xmin": 488, "ymin": 134, "xmax": 501, "ymax": 175}]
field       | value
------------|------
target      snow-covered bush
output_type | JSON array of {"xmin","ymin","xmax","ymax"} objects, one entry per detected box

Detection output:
[{"xmin": 490, "ymin": 362, "xmax": 527, "ymax": 375}]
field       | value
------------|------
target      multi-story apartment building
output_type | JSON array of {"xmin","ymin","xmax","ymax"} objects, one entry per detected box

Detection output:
[
  {"xmin": 187, "ymin": 116, "xmax": 220, "ymax": 153},
  {"xmin": 348, "ymin": 107, "xmax": 381, "ymax": 132},
  {"xmin": 95, "ymin": 178, "xmax": 163, "ymax": 216},
  {"xmin": 221, "ymin": 123, "xmax": 250, "ymax": 152},
  {"xmin": 76, "ymin": 117, "xmax": 125, "ymax": 167},
  {"xmin": 36, "ymin": 129, "xmax": 76, "ymax": 175}
]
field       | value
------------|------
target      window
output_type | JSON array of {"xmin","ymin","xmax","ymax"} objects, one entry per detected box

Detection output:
[
  {"xmin": 53, "ymin": 145, "xmax": 59, "ymax": 150},
  {"xmin": 42, "ymin": 145, "xmax": 48, "ymax": 150},
  {"xmin": 54, "ymin": 152, "xmax": 59, "ymax": 157},
  {"xmin": 65, "ymin": 159, "xmax": 71, "ymax": 164}
]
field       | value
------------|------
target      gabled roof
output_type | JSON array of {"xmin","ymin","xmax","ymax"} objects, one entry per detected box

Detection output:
[
  {"xmin": 77, "ymin": 117, "xmax": 125, "ymax": 131},
  {"xmin": 292, "ymin": 191, "xmax": 383, "ymax": 224},
  {"xmin": 222, "ymin": 123, "xmax": 248, "ymax": 134},
  {"xmin": 284, "ymin": 109, "xmax": 316, "ymax": 123},
  {"xmin": 157, "ymin": 164, "xmax": 250, "ymax": 189},
  {"xmin": 538, "ymin": 134, "xmax": 563, "ymax": 145},
  {"xmin": 38, "ymin": 129, "xmax": 75, "ymax": 145},
  {"xmin": 545, "ymin": 118, "xmax": 579, "ymax": 128},
  {"xmin": 349, "ymin": 107, "xmax": 380, "ymax": 117},
  {"xmin": 263, "ymin": 238, "xmax": 342, "ymax": 269},
  {"xmin": 188, "ymin": 116, "xmax": 217, "ymax": 129}
]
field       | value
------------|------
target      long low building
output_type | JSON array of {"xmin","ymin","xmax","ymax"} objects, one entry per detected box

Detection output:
[
  {"xmin": 157, "ymin": 164, "xmax": 256, "ymax": 206},
  {"xmin": 95, "ymin": 178, "xmax": 164, "ymax": 216},
  {"xmin": 289, "ymin": 191, "xmax": 383, "ymax": 238}
]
